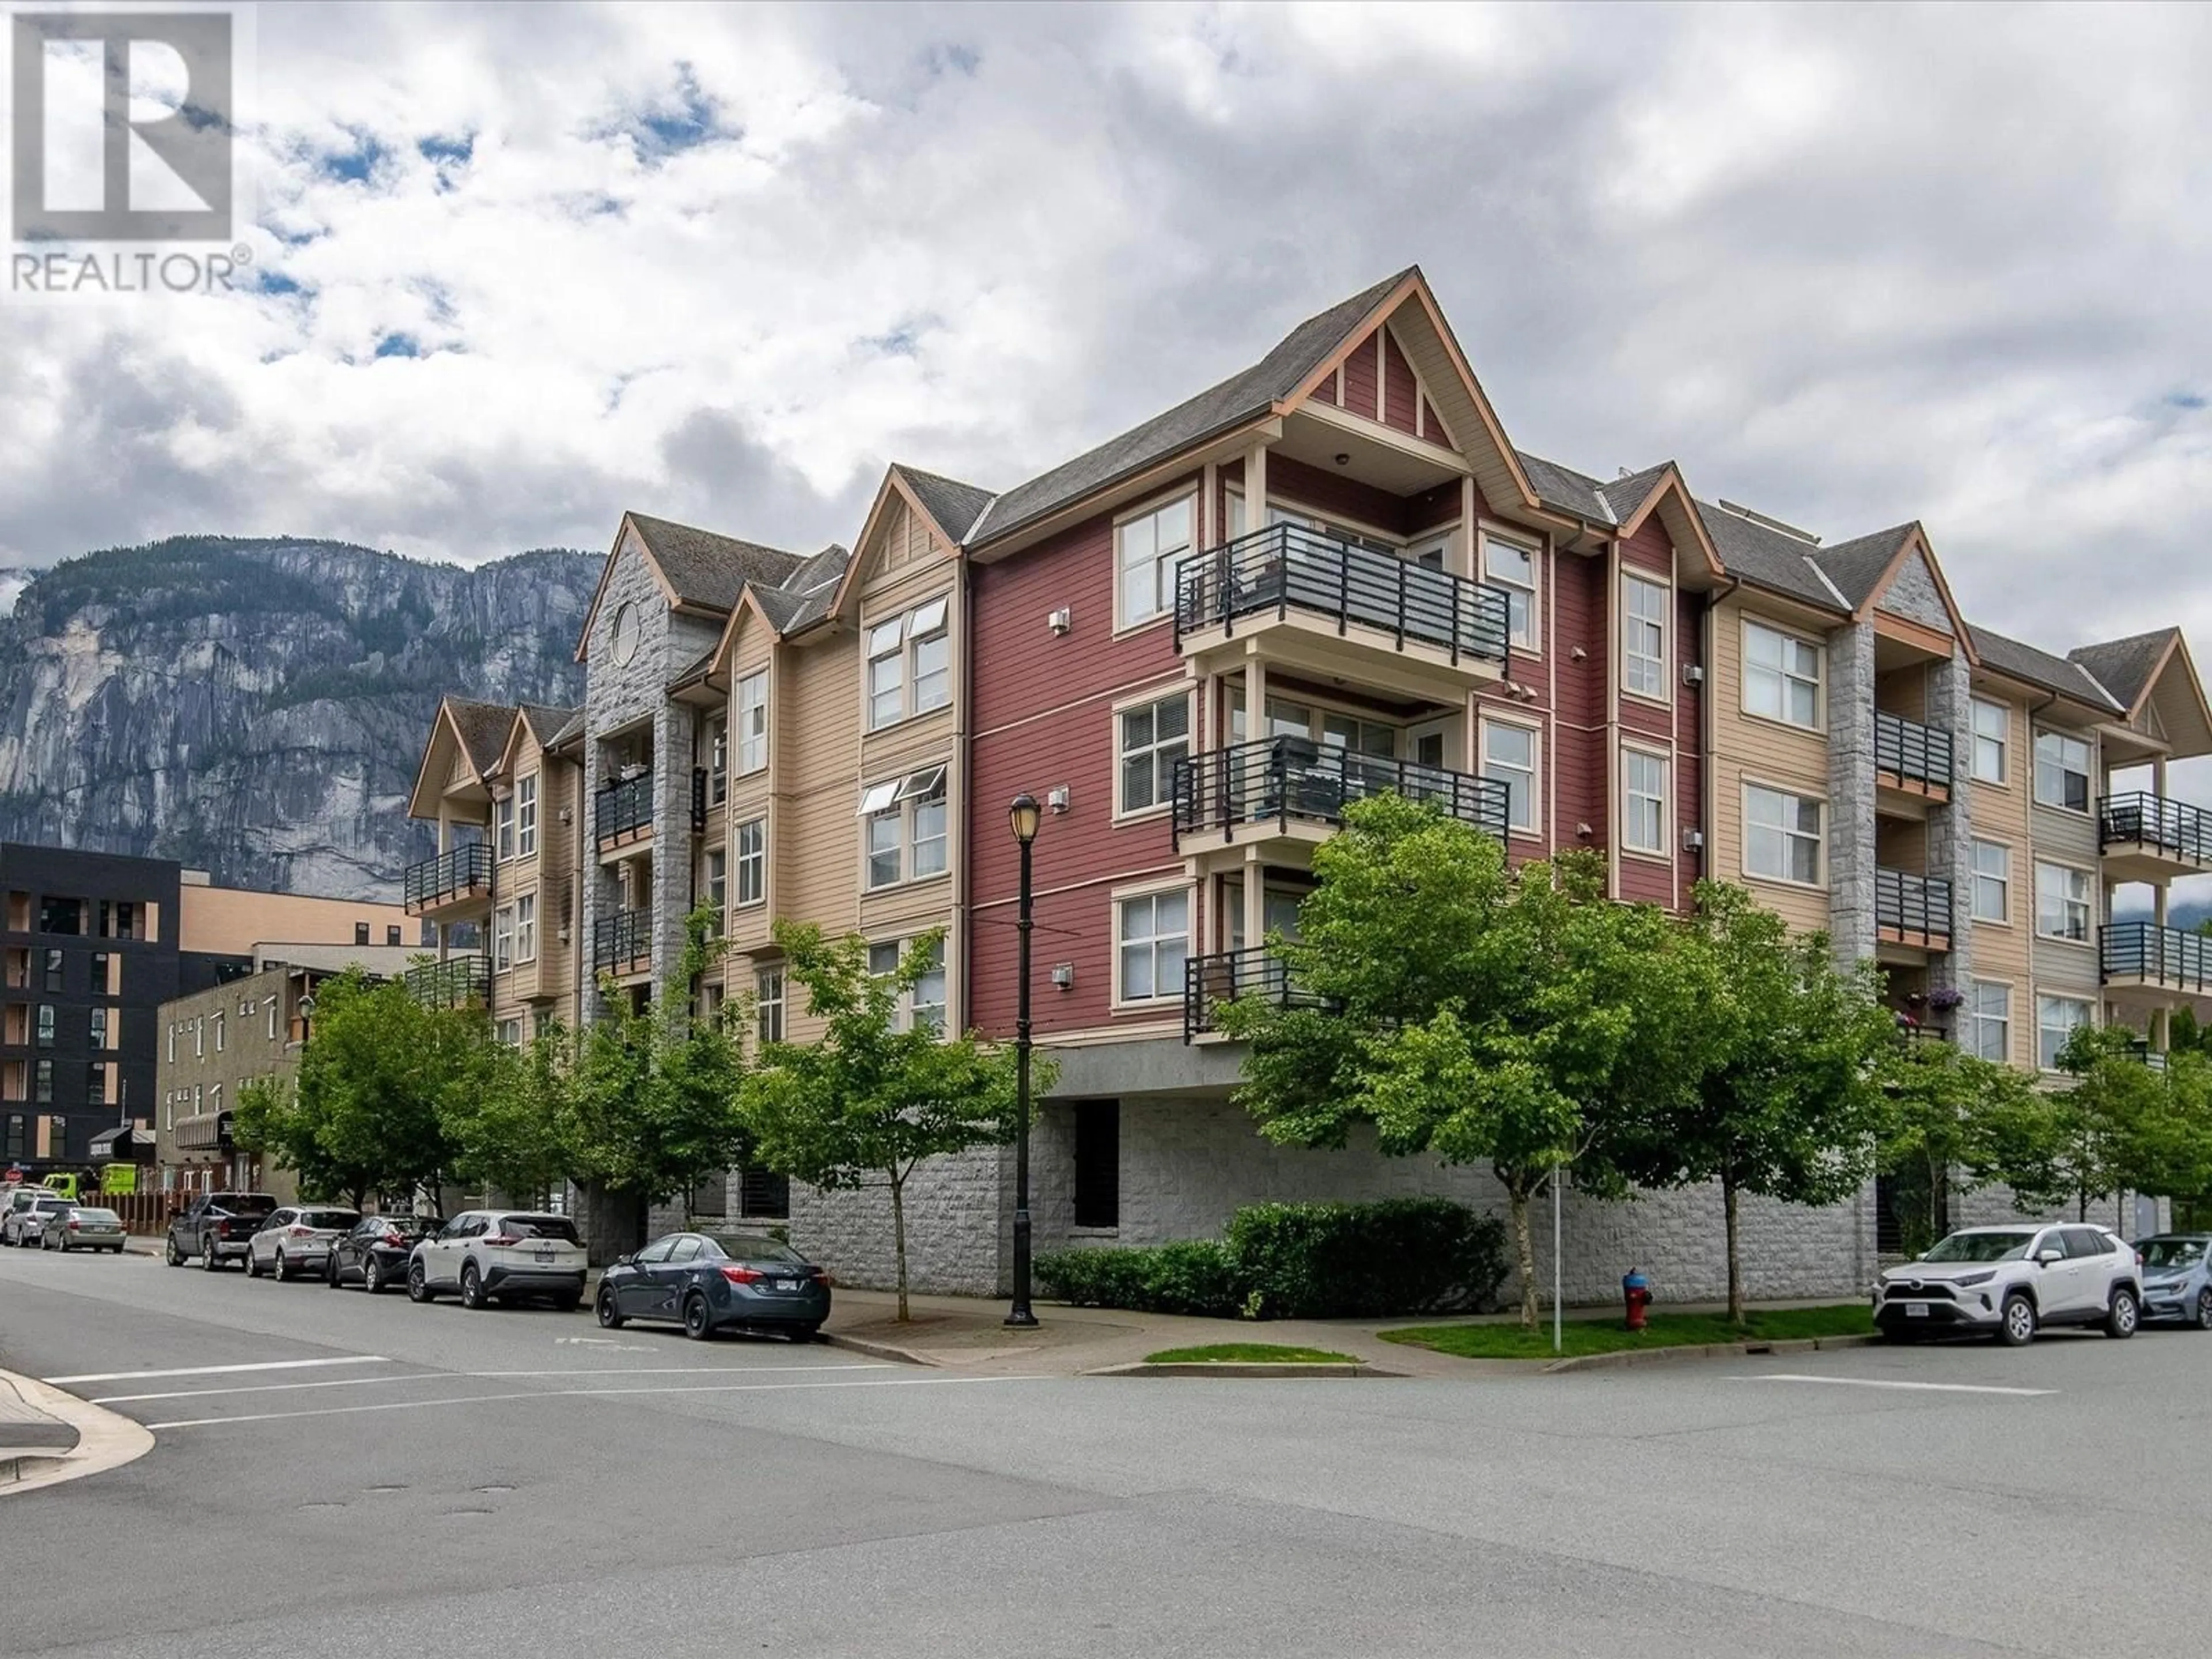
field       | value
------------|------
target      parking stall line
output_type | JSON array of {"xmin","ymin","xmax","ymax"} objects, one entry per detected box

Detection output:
[
  {"xmin": 1732, "ymin": 1374, "xmax": 2056, "ymax": 1397},
  {"xmin": 95, "ymin": 1362, "xmax": 891, "ymax": 1405},
  {"xmin": 44, "ymin": 1355, "xmax": 389, "ymax": 1385}
]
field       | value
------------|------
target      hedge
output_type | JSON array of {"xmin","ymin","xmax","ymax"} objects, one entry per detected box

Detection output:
[{"xmin": 1035, "ymin": 1198, "xmax": 1509, "ymax": 1321}]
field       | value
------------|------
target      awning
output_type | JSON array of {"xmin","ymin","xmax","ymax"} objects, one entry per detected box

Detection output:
[
  {"xmin": 89, "ymin": 1125, "xmax": 154, "ymax": 1161},
  {"xmin": 173, "ymin": 1112, "xmax": 233, "ymax": 1153}
]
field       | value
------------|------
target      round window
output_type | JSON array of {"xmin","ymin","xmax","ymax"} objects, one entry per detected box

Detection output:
[{"xmin": 609, "ymin": 601, "xmax": 639, "ymax": 666}]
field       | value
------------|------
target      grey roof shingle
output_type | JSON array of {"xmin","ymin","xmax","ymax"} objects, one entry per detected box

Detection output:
[
  {"xmin": 1516, "ymin": 452, "xmax": 1617, "ymax": 524},
  {"xmin": 545, "ymin": 709, "xmax": 588, "ymax": 750},
  {"xmin": 2068, "ymin": 629, "xmax": 2176, "ymax": 714},
  {"xmin": 895, "ymin": 466, "xmax": 997, "ymax": 544},
  {"xmin": 1693, "ymin": 501, "xmax": 1850, "ymax": 613},
  {"xmin": 1596, "ymin": 461, "xmax": 1679, "ymax": 525},
  {"xmin": 967, "ymin": 268, "xmax": 1416, "ymax": 547},
  {"xmin": 1810, "ymin": 525, "xmax": 1915, "ymax": 608},
  {"xmin": 518, "ymin": 703, "xmax": 581, "ymax": 749},
  {"xmin": 445, "ymin": 698, "xmax": 518, "ymax": 778},
  {"xmin": 626, "ymin": 512, "xmax": 803, "ymax": 611},
  {"xmin": 1968, "ymin": 626, "xmax": 2123, "ymax": 711}
]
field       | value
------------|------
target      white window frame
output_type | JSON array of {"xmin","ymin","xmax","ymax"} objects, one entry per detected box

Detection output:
[
  {"xmin": 2034, "ymin": 859, "xmax": 2093, "ymax": 944},
  {"xmin": 1741, "ymin": 618, "xmax": 1823, "ymax": 732},
  {"xmin": 866, "ymin": 937, "xmax": 948, "ymax": 1035},
  {"xmin": 2033, "ymin": 728, "xmax": 2092, "ymax": 814},
  {"xmin": 703, "ymin": 847, "xmax": 728, "ymax": 925},
  {"xmin": 909, "ymin": 596, "xmax": 950, "ymax": 715},
  {"xmin": 735, "ymin": 672, "xmax": 768, "ymax": 775},
  {"xmin": 1969, "ymin": 980, "xmax": 2011, "ymax": 1064},
  {"xmin": 705, "ymin": 715, "xmax": 728, "ymax": 805},
  {"xmin": 2037, "ymin": 993, "xmax": 2094, "ymax": 1071},
  {"xmin": 1743, "ymin": 782, "xmax": 1825, "ymax": 888},
  {"xmin": 859, "ymin": 766, "xmax": 949, "ymax": 890},
  {"xmin": 1115, "ymin": 686, "xmax": 1192, "ymax": 819},
  {"xmin": 734, "ymin": 818, "xmax": 766, "ymax": 908},
  {"xmin": 498, "ymin": 1018, "xmax": 524, "ymax": 1049},
  {"xmin": 1482, "ymin": 530, "xmax": 1539, "ymax": 653},
  {"xmin": 512, "ymin": 894, "xmax": 536, "ymax": 962},
  {"xmin": 864, "ymin": 596, "xmax": 955, "ymax": 730},
  {"xmin": 1621, "ymin": 572, "xmax": 1669, "ymax": 702},
  {"xmin": 1621, "ymin": 746, "xmax": 1669, "ymax": 857},
  {"xmin": 1112, "ymin": 883, "xmax": 1190, "ymax": 1009},
  {"xmin": 1971, "ymin": 698, "xmax": 2009, "ymax": 785},
  {"xmin": 516, "ymin": 774, "xmax": 537, "ymax": 859},
  {"xmin": 495, "ymin": 794, "xmax": 517, "ymax": 862},
  {"xmin": 756, "ymin": 968, "xmax": 785, "ymax": 1045},
  {"xmin": 1114, "ymin": 488, "xmax": 1196, "ymax": 630},
  {"xmin": 1479, "ymin": 715, "xmax": 1541, "ymax": 836},
  {"xmin": 1970, "ymin": 839, "xmax": 2010, "ymax": 925},
  {"xmin": 493, "ymin": 904, "xmax": 516, "ymax": 972}
]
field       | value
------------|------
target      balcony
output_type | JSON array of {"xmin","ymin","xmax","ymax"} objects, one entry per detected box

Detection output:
[
  {"xmin": 1182, "ymin": 946, "xmax": 1332, "ymax": 1041},
  {"xmin": 1874, "ymin": 710, "xmax": 1953, "ymax": 812},
  {"xmin": 593, "ymin": 908, "xmax": 652, "ymax": 976},
  {"xmin": 403, "ymin": 843, "xmax": 493, "ymax": 917},
  {"xmin": 1172, "ymin": 738, "xmax": 1507, "ymax": 854},
  {"xmin": 2101, "ymin": 921, "xmax": 2212, "ymax": 1002},
  {"xmin": 1876, "ymin": 868, "xmax": 1952, "ymax": 954},
  {"xmin": 1172, "ymin": 526, "xmax": 1509, "ymax": 700},
  {"xmin": 691, "ymin": 767, "xmax": 711, "ymax": 834},
  {"xmin": 404, "ymin": 954, "xmax": 490, "ymax": 1009},
  {"xmin": 2123, "ymin": 1039, "xmax": 2169, "ymax": 1071},
  {"xmin": 596, "ymin": 771, "xmax": 654, "ymax": 852},
  {"xmin": 2099, "ymin": 793, "xmax": 2212, "ymax": 883}
]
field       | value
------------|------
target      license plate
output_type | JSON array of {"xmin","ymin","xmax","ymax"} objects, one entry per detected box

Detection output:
[
  {"xmin": 1905, "ymin": 1303, "xmax": 1930, "ymax": 1318},
  {"xmin": 774, "ymin": 1278, "xmax": 800, "ymax": 1292},
  {"xmin": 534, "ymin": 1249, "xmax": 555, "ymax": 1264}
]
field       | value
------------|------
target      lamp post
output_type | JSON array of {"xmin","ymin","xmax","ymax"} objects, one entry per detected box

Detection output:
[{"xmin": 1005, "ymin": 791, "xmax": 1041, "ymax": 1328}]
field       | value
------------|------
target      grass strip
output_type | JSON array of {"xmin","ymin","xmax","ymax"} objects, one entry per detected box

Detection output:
[
  {"xmin": 1143, "ymin": 1343, "xmax": 1359, "ymax": 1365},
  {"xmin": 1380, "ymin": 1304, "xmax": 1874, "ymax": 1361}
]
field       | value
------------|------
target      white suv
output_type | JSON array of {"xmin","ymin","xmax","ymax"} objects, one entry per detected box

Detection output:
[
  {"xmin": 1874, "ymin": 1224, "xmax": 2142, "ymax": 1346},
  {"xmin": 407, "ymin": 1210, "xmax": 586, "ymax": 1311}
]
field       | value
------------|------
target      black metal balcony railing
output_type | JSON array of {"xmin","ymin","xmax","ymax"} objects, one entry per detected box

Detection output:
[
  {"xmin": 403, "ymin": 842, "xmax": 492, "ymax": 909},
  {"xmin": 404, "ymin": 955, "xmax": 491, "ymax": 1009},
  {"xmin": 691, "ymin": 767, "xmax": 710, "ymax": 832},
  {"xmin": 2099, "ymin": 792, "xmax": 2212, "ymax": 865},
  {"xmin": 593, "ymin": 908, "xmax": 652, "ymax": 974},
  {"xmin": 1172, "ymin": 525, "xmax": 1511, "ymax": 668},
  {"xmin": 1876, "ymin": 868, "xmax": 1953, "ymax": 946},
  {"xmin": 1874, "ymin": 710, "xmax": 1954, "ymax": 791},
  {"xmin": 594, "ymin": 771, "xmax": 654, "ymax": 845},
  {"xmin": 1182, "ymin": 946, "xmax": 1333, "ymax": 1041},
  {"xmin": 2123, "ymin": 1039, "xmax": 2171, "ymax": 1071},
  {"xmin": 2101, "ymin": 921, "xmax": 2212, "ymax": 993},
  {"xmin": 1171, "ymin": 738, "xmax": 1510, "ymax": 844}
]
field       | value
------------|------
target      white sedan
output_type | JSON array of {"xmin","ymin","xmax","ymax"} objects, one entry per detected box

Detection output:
[{"xmin": 245, "ymin": 1206, "xmax": 362, "ymax": 1281}]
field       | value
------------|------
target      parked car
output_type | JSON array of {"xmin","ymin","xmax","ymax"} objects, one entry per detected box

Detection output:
[
  {"xmin": 1874, "ymin": 1223, "xmax": 2143, "ymax": 1346},
  {"xmin": 245, "ymin": 1206, "xmax": 361, "ymax": 1281},
  {"xmin": 2135, "ymin": 1234, "xmax": 2212, "ymax": 1329},
  {"xmin": 40, "ymin": 1205, "xmax": 127, "ymax": 1253},
  {"xmin": 4, "ymin": 1195, "xmax": 72, "ymax": 1248},
  {"xmin": 325, "ymin": 1214, "xmax": 441, "ymax": 1294},
  {"xmin": 407, "ymin": 1210, "xmax": 586, "ymax": 1310},
  {"xmin": 3, "ymin": 1185, "xmax": 60, "ymax": 1244},
  {"xmin": 596, "ymin": 1230, "xmax": 832, "ymax": 1341},
  {"xmin": 164, "ymin": 1192, "xmax": 280, "ymax": 1269}
]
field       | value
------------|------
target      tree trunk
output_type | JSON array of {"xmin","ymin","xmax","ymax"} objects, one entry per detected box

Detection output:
[
  {"xmin": 1508, "ymin": 1185, "xmax": 1538, "ymax": 1331},
  {"xmin": 889, "ymin": 1171, "xmax": 911, "ymax": 1323},
  {"xmin": 1723, "ymin": 1169, "xmax": 1744, "ymax": 1327}
]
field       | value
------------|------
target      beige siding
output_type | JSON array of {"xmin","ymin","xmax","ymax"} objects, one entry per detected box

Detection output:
[
  {"xmin": 779, "ymin": 631, "xmax": 862, "ymax": 1040},
  {"xmin": 1708, "ymin": 594, "xmax": 1835, "ymax": 934},
  {"xmin": 1966, "ymin": 686, "xmax": 2033, "ymax": 1069},
  {"xmin": 1874, "ymin": 663, "xmax": 1926, "ymax": 722}
]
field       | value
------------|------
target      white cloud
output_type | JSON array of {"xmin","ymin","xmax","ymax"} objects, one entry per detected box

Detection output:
[{"xmin": 2, "ymin": 0, "xmax": 2210, "ymax": 663}]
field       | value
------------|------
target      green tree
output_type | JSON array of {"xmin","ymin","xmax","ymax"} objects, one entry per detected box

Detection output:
[
  {"xmin": 1876, "ymin": 1036, "xmax": 2046, "ymax": 1256},
  {"xmin": 1217, "ymin": 796, "xmax": 1710, "ymax": 1329},
  {"xmin": 739, "ymin": 922, "xmax": 1032, "ymax": 1321},
  {"xmin": 446, "ymin": 1023, "xmax": 575, "ymax": 1209},
  {"xmin": 1626, "ymin": 887, "xmax": 1898, "ymax": 1323}
]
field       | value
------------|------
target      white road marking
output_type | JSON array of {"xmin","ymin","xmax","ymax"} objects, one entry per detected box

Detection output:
[
  {"xmin": 1734, "ymin": 1374, "xmax": 2055, "ymax": 1397},
  {"xmin": 44, "ymin": 1355, "xmax": 389, "ymax": 1385},
  {"xmin": 94, "ymin": 1363, "xmax": 888, "ymax": 1404},
  {"xmin": 145, "ymin": 1373, "xmax": 1045, "ymax": 1429}
]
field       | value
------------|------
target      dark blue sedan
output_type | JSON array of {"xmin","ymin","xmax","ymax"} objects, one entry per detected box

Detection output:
[{"xmin": 596, "ymin": 1231, "xmax": 832, "ymax": 1341}]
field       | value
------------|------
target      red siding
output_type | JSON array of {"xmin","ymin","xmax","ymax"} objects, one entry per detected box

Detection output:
[
  {"xmin": 1342, "ymin": 328, "xmax": 1380, "ymax": 420},
  {"xmin": 1406, "ymin": 482, "xmax": 1462, "ymax": 535},
  {"xmin": 1419, "ymin": 394, "xmax": 1448, "ymax": 446},
  {"xmin": 1617, "ymin": 522, "xmax": 1675, "ymax": 747},
  {"xmin": 1269, "ymin": 454, "xmax": 1408, "ymax": 538},
  {"xmin": 1550, "ymin": 551, "xmax": 1607, "ymax": 858},
  {"xmin": 1676, "ymin": 587, "xmax": 1706, "ymax": 912},
  {"xmin": 1381, "ymin": 330, "xmax": 1419, "ymax": 435}
]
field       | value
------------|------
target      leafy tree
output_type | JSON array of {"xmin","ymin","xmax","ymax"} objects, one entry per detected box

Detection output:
[
  {"xmin": 446, "ymin": 1024, "xmax": 575, "ymax": 1209},
  {"xmin": 1626, "ymin": 887, "xmax": 1896, "ymax": 1324},
  {"xmin": 2003, "ymin": 1027, "xmax": 2212, "ymax": 1221},
  {"xmin": 1217, "ymin": 796, "xmax": 1710, "ymax": 1329},
  {"xmin": 1876, "ymin": 1029, "xmax": 2046, "ymax": 1255},
  {"xmin": 738, "ymin": 922, "xmax": 1033, "ymax": 1321}
]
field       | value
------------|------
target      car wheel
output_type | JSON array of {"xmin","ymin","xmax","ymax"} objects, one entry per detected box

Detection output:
[
  {"xmin": 165, "ymin": 1235, "xmax": 183, "ymax": 1267},
  {"xmin": 459, "ymin": 1263, "xmax": 486, "ymax": 1310},
  {"xmin": 274, "ymin": 1250, "xmax": 293, "ymax": 1283},
  {"xmin": 2195, "ymin": 1289, "xmax": 2212, "ymax": 1332},
  {"xmin": 200, "ymin": 1237, "xmax": 220, "ymax": 1269},
  {"xmin": 245, "ymin": 1249, "xmax": 263, "ymax": 1278},
  {"xmin": 1998, "ymin": 1292, "xmax": 2036, "ymax": 1347},
  {"xmin": 325, "ymin": 1253, "xmax": 340, "ymax": 1288},
  {"xmin": 407, "ymin": 1260, "xmax": 434, "ymax": 1303},
  {"xmin": 2104, "ymin": 1286, "xmax": 2140, "ymax": 1340},
  {"xmin": 597, "ymin": 1287, "xmax": 626, "ymax": 1328},
  {"xmin": 363, "ymin": 1257, "xmax": 385, "ymax": 1296},
  {"xmin": 682, "ymin": 1293, "xmax": 711, "ymax": 1340}
]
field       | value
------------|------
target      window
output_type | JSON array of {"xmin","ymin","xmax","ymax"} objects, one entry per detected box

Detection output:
[
  {"xmin": 911, "ymin": 937, "xmax": 947, "ymax": 1035},
  {"xmin": 862, "ymin": 767, "xmax": 948, "ymax": 889},
  {"xmin": 514, "ymin": 894, "xmax": 537, "ymax": 963},
  {"xmin": 1483, "ymin": 534, "xmax": 1537, "ymax": 650},
  {"xmin": 1971, "ymin": 840, "xmax": 2010, "ymax": 923},
  {"xmin": 2035, "ymin": 862, "xmax": 2091, "ymax": 942},
  {"xmin": 35, "ymin": 1005, "xmax": 54, "ymax": 1048},
  {"xmin": 699, "ymin": 848, "xmax": 727, "ymax": 929},
  {"xmin": 865, "ymin": 600, "xmax": 953, "ymax": 730},
  {"xmin": 731, "ymin": 818, "xmax": 765, "ymax": 908},
  {"xmin": 517, "ymin": 774, "xmax": 538, "ymax": 858},
  {"xmin": 736, "ymin": 672, "xmax": 768, "ymax": 774},
  {"xmin": 910, "ymin": 771, "xmax": 948, "ymax": 878},
  {"xmin": 34, "ymin": 1059, "xmax": 52, "ymax": 1104},
  {"xmin": 1480, "ymin": 721, "xmax": 1539, "ymax": 835},
  {"xmin": 756, "ymin": 968, "xmax": 785, "ymax": 1045},
  {"xmin": 1970, "ymin": 982, "xmax": 2011, "ymax": 1063},
  {"xmin": 2037, "ymin": 994, "xmax": 2093, "ymax": 1070},
  {"xmin": 706, "ymin": 718, "xmax": 728, "ymax": 805},
  {"xmin": 493, "ymin": 904, "xmax": 516, "ymax": 972},
  {"xmin": 86, "ymin": 1061, "xmax": 108, "ymax": 1104},
  {"xmin": 168, "ymin": 1025, "xmax": 176, "ymax": 1063},
  {"xmin": 1622, "ymin": 749, "xmax": 1668, "ymax": 855},
  {"xmin": 41, "ymin": 948, "xmax": 62, "ymax": 992},
  {"xmin": 90, "ymin": 951, "xmax": 108, "ymax": 994},
  {"xmin": 268, "ymin": 1000, "xmax": 278, "ymax": 1041},
  {"xmin": 1073, "ymin": 1101, "xmax": 1120, "ymax": 1229},
  {"xmin": 1118, "ymin": 692, "xmax": 1191, "ymax": 815},
  {"xmin": 2033, "ymin": 729, "xmax": 2092, "ymax": 813},
  {"xmin": 495, "ymin": 793, "xmax": 517, "ymax": 861},
  {"xmin": 866, "ymin": 618, "xmax": 904, "ymax": 729},
  {"xmin": 866, "ymin": 803, "xmax": 901, "ymax": 889},
  {"xmin": 1116, "ymin": 889, "xmax": 1189, "ymax": 1004},
  {"xmin": 1745, "ymin": 785, "xmax": 1823, "ymax": 885},
  {"xmin": 194, "ymin": 1017, "xmax": 203, "ymax": 1058},
  {"xmin": 1622, "ymin": 574, "xmax": 1668, "ymax": 698},
  {"xmin": 203, "ymin": 1011, "xmax": 214, "ymax": 1052},
  {"xmin": 354, "ymin": 921, "xmax": 370, "ymax": 947},
  {"xmin": 1971, "ymin": 698, "xmax": 2009, "ymax": 784},
  {"xmin": 39, "ymin": 897, "xmax": 82, "ymax": 935},
  {"xmin": 498, "ymin": 1018, "xmax": 524, "ymax": 1048},
  {"xmin": 100, "ymin": 900, "xmax": 136, "ymax": 940},
  {"xmin": 1743, "ymin": 620, "xmax": 1821, "ymax": 729},
  {"xmin": 1116, "ymin": 492, "xmax": 1195, "ymax": 624},
  {"xmin": 739, "ymin": 1167, "xmax": 790, "ymax": 1220},
  {"xmin": 910, "ymin": 597, "xmax": 950, "ymax": 714}
]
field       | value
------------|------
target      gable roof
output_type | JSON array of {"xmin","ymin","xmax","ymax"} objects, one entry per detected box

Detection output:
[
  {"xmin": 1968, "ymin": 626, "xmax": 2123, "ymax": 713},
  {"xmin": 446, "ymin": 698, "xmax": 519, "ymax": 778},
  {"xmin": 2069, "ymin": 628, "xmax": 2178, "ymax": 714},
  {"xmin": 1516, "ymin": 452, "xmax": 1618, "ymax": 524},
  {"xmin": 893, "ymin": 465, "xmax": 996, "ymax": 545},
  {"xmin": 518, "ymin": 703, "xmax": 580, "ymax": 749},
  {"xmin": 1810, "ymin": 525, "xmax": 1916, "ymax": 608},
  {"xmin": 1695, "ymin": 501, "xmax": 1850, "ymax": 613},
  {"xmin": 624, "ymin": 512, "xmax": 803, "ymax": 611}
]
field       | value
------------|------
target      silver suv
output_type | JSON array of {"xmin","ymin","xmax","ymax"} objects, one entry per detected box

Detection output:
[
  {"xmin": 1874, "ymin": 1223, "xmax": 2142, "ymax": 1346},
  {"xmin": 407, "ymin": 1210, "xmax": 586, "ymax": 1311}
]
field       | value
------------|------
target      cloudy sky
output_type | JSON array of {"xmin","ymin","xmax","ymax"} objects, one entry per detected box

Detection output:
[{"xmin": 3, "ymin": 0, "xmax": 2209, "ymax": 657}]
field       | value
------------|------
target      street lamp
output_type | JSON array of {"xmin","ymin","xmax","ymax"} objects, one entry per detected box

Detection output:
[{"xmin": 1005, "ymin": 792, "xmax": 1041, "ymax": 1328}]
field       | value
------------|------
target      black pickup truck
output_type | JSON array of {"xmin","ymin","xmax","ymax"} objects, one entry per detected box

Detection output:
[{"xmin": 164, "ymin": 1192, "xmax": 278, "ymax": 1270}]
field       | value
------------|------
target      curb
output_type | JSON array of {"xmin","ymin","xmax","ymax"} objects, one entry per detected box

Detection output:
[
  {"xmin": 1541, "ymin": 1332, "xmax": 1881, "ymax": 1374},
  {"xmin": 1086, "ymin": 1361, "xmax": 1401, "ymax": 1379},
  {"xmin": 820, "ymin": 1333, "xmax": 940, "ymax": 1369},
  {"xmin": 0, "ymin": 1372, "xmax": 154, "ymax": 1499}
]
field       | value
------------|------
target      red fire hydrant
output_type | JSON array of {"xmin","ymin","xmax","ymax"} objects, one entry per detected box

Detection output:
[{"xmin": 1623, "ymin": 1267, "xmax": 1653, "ymax": 1332}]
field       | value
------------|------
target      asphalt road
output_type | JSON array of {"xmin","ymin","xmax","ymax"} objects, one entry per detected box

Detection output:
[{"xmin": 3, "ymin": 1245, "xmax": 2209, "ymax": 1658}]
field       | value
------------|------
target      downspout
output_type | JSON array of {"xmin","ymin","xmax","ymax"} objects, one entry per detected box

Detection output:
[
  {"xmin": 1702, "ymin": 574, "xmax": 1740, "ymax": 899},
  {"xmin": 955, "ymin": 555, "xmax": 974, "ymax": 1036}
]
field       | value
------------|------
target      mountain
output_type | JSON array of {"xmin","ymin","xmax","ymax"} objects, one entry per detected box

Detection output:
[{"xmin": 0, "ymin": 536, "xmax": 599, "ymax": 900}]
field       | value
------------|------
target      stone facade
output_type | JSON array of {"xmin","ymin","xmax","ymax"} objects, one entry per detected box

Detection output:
[
  {"xmin": 786, "ymin": 1146, "xmax": 1010, "ymax": 1298},
  {"xmin": 1924, "ymin": 643, "xmax": 1976, "ymax": 1001},
  {"xmin": 1825, "ymin": 620, "xmax": 1878, "ymax": 968}
]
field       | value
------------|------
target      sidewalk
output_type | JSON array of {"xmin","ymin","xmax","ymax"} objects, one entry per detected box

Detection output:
[{"xmin": 0, "ymin": 1376, "xmax": 78, "ymax": 1453}]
